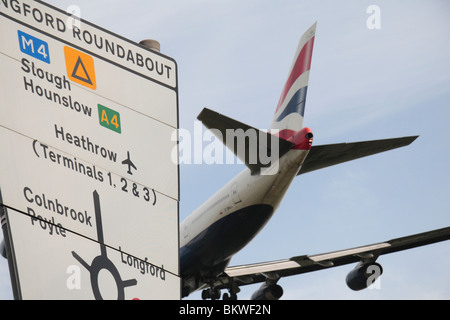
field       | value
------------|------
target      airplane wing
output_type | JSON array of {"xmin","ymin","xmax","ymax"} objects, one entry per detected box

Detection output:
[
  {"xmin": 213, "ymin": 226, "xmax": 450, "ymax": 299},
  {"xmin": 298, "ymin": 136, "xmax": 419, "ymax": 175}
]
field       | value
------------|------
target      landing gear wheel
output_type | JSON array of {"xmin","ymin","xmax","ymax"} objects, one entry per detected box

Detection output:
[
  {"xmin": 223, "ymin": 292, "xmax": 237, "ymax": 300},
  {"xmin": 201, "ymin": 288, "xmax": 221, "ymax": 300}
]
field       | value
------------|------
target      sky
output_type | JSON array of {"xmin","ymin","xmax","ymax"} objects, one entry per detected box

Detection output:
[{"xmin": 1, "ymin": 0, "xmax": 449, "ymax": 300}]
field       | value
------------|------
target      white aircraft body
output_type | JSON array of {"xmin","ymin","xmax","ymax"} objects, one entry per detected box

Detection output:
[{"xmin": 179, "ymin": 23, "xmax": 450, "ymax": 300}]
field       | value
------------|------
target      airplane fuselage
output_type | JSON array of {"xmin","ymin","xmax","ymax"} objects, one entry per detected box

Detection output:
[
  {"xmin": 175, "ymin": 22, "xmax": 436, "ymax": 300},
  {"xmin": 180, "ymin": 129, "xmax": 312, "ymax": 296}
]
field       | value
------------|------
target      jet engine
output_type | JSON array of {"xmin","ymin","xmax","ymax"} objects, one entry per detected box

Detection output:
[
  {"xmin": 346, "ymin": 261, "xmax": 383, "ymax": 291},
  {"xmin": 251, "ymin": 282, "xmax": 283, "ymax": 300}
]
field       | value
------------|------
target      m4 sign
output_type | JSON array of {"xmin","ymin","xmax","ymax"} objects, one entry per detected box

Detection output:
[{"xmin": 18, "ymin": 30, "xmax": 50, "ymax": 64}]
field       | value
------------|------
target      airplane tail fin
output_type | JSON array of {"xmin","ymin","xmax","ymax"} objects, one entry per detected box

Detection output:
[{"xmin": 270, "ymin": 22, "xmax": 316, "ymax": 140}]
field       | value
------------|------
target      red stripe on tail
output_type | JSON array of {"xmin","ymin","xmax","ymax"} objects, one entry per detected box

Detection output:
[{"xmin": 275, "ymin": 36, "xmax": 315, "ymax": 113}]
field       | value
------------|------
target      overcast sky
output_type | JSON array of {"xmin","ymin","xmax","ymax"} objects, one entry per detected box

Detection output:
[{"xmin": 1, "ymin": 0, "xmax": 449, "ymax": 300}]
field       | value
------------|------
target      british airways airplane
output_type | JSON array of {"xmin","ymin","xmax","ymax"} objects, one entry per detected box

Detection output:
[{"xmin": 179, "ymin": 23, "xmax": 450, "ymax": 300}]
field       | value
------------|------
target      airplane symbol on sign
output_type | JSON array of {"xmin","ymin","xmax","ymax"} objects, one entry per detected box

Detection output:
[{"xmin": 122, "ymin": 151, "xmax": 137, "ymax": 175}]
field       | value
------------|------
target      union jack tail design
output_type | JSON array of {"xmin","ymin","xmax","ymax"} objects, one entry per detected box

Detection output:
[{"xmin": 270, "ymin": 22, "xmax": 316, "ymax": 140}]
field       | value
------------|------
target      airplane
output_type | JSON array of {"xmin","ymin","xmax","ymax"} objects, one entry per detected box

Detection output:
[
  {"xmin": 122, "ymin": 151, "xmax": 137, "ymax": 175},
  {"xmin": 179, "ymin": 22, "xmax": 450, "ymax": 300}
]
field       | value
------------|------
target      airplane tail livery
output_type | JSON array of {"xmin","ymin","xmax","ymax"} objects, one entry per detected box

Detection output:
[
  {"xmin": 178, "ymin": 22, "xmax": 449, "ymax": 300},
  {"xmin": 270, "ymin": 22, "xmax": 315, "ymax": 138}
]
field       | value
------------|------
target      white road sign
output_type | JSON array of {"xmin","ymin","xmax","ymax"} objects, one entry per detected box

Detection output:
[{"xmin": 0, "ymin": 0, "xmax": 179, "ymax": 299}]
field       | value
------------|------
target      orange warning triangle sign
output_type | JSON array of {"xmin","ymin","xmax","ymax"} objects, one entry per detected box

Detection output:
[
  {"xmin": 64, "ymin": 46, "xmax": 97, "ymax": 90},
  {"xmin": 72, "ymin": 56, "xmax": 93, "ymax": 85}
]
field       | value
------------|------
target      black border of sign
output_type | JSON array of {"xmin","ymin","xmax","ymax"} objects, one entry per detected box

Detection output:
[
  {"xmin": 0, "ymin": 189, "xmax": 22, "ymax": 300},
  {"xmin": 1, "ymin": 1, "xmax": 178, "ymax": 91},
  {"xmin": 0, "ymin": 0, "xmax": 181, "ymax": 299}
]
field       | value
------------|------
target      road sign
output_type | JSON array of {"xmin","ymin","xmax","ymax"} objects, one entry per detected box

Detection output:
[
  {"xmin": 17, "ymin": 30, "xmax": 51, "ymax": 64},
  {"xmin": 0, "ymin": 0, "xmax": 179, "ymax": 299},
  {"xmin": 64, "ymin": 46, "xmax": 97, "ymax": 89}
]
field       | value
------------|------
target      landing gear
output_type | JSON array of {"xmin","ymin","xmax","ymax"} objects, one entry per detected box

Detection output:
[
  {"xmin": 201, "ymin": 280, "xmax": 240, "ymax": 300},
  {"xmin": 201, "ymin": 287, "xmax": 221, "ymax": 300},
  {"xmin": 222, "ymin": 292, "xmax": 237, "ymax": 300},
  {"xmin": 201, "ymin": 287, "xmax": 239, "ymax": 300},
  {"xmin": 223, "ymin": 280, "xmax": 239, "ymax": 300}
]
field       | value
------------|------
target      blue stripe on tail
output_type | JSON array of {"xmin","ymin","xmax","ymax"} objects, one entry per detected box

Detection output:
[{"xmin": 275, "ymin": 86, "xmax": 308, "ymax": 122}]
